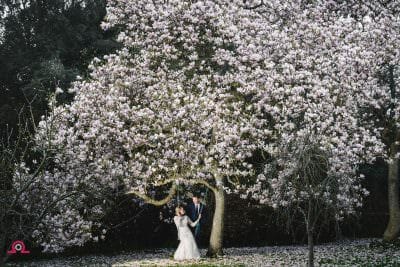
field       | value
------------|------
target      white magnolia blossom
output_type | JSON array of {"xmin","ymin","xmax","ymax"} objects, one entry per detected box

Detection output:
[
  {"xmin": 13, "ymin": 161, "xmax": 104, "ymax": 253},
  {"xmin": 244, "ymin": 1, "xmax": 399, "ymax": 216}
]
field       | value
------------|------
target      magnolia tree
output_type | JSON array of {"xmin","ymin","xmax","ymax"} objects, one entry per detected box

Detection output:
[
  {"xmin": 0, "ymin": 101, "xmax": 110, "ymax": 265},
  {"xmin": 327, "ymin": 0, "xmax": 400, "ymax": 242},
  {"xmin": 379, "ymin": 63, "xmax": 400, "ymax": 242},
  {"xmin": 33, "ymin": 0, "xmax": 273, "ymax": 256},
  {"xmin": 240, "ymin": 1, "xmax": 393, "ymax": 266}
]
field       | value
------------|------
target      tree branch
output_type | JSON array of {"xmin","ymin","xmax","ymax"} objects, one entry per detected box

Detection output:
[
  {"xmin": 126, "ymin": 182, "xmax": 178, "ymax": 206},
  {"xmin": 186, "ymin": 178, "xmax": 218, "ymax": 194},
  {"xmin": 125, "ymin": 173, "xmax": 219, "ymax": 206},
  {"xmin": 242, "ymin": 0, "xmax": 265, "ymax": 9}
]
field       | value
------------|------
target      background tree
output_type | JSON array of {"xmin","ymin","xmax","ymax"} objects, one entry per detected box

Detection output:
[
  {"xmin": 0, "ymin": 0, "xmax": 120, "ymax": 135},
  {"xmin": 382, "ymin": 65, "xmax": 400, "ymax": 241},
  {"xmin": 323, "ymin": 0, "xmax": 400, "ymax": 242},
  {"xmin": 0, "ymin": 98, "xmax": 111, "ymax": 265},
  {"xmin": 242, "ymin": 1, "xmax": 392, "ymax": 266}
]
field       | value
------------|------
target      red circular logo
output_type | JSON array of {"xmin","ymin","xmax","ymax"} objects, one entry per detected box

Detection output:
[{"xmin": 7, "ymin": 240, "xmax": 30, "ymax": 255}]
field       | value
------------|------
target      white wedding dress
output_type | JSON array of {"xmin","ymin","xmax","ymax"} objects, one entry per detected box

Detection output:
[{"xmin": 173, "ymin": 215, "xmax": 201, "ymax": 260}]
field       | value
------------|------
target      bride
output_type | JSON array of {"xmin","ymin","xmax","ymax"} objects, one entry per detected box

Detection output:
[{"xmin": 173, "ymin": 206, "xmax": 201, "ymax": 260}]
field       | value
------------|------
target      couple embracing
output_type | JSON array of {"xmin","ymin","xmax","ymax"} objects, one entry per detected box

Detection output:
[{"xmin": 173, "ymin": 194, "xmax": 206, "ymax": 260}]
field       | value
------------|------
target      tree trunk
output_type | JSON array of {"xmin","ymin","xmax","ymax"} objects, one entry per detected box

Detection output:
[
  {"xmin": 307, "ymin": 228, "xmax": 314, "ymax": 267},
  {"xmin": 0, "ymin": 232, "xmax": 8, "ymax": 266},
  {"xmin": 207, "ymin": 184, "xmax": 225, "ymax": 257},
  {"xmin": 305, "ymin": 198, "xmax": 315, "ymax": 267},
  {"xmin": 334, "ymin": 220, "xmax": 343, "ymax": 241},
  {"xmin": 383, "ymin": 143, "xmax": 400, "ymax": 241},
  {"xmin": 0, "ymin": 246, "xmax": 4, "ymax": 266}
]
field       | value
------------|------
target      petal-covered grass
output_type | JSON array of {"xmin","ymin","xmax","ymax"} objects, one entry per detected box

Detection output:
[{"xmin": 5, "ymin": 239, "xmax": 400, "ymax": 266}]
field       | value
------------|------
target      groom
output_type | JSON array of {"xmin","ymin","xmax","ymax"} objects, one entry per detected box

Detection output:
[{"xmin": 187, "ymin": 193, "xmax": 206, "ymax": 245}]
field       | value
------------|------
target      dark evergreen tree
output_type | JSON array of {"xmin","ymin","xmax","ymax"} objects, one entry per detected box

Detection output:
[{"xmin": 0, "ymin": 0, "xmax": 120, "ymax": 134}]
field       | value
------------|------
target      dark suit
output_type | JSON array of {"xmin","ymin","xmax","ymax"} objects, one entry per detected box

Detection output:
[{"xmin": 187, "ymin": 202, "xmax": 206, "ymax": 244}]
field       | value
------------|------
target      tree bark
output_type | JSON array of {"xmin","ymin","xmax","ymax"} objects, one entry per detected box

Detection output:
[
  {"xmin": 0, "ymin": 232, "xmax": 8, "ymax": 266},
  {"xmin": 307, "ymin": 228, "xmax": 314, "ymax": 267},
  {"xmin": 207, "ymin": 179, "xmax": 225, "ymax": 257},
  {"xmin": 384, "ymin": 64, "xmax": 400, "ymax": 242},
  {"xmin": 126, "ymin": 182, "xmax": 177, "ymax": 206},
  {"xmin": 305, "ymin": 198, "xmax": 315, "ymax": 267},
  {"xmin": 0, "ymin": 240, "xmax": 4, "ymax": 266},
  {"xmin": 334, "ymin": 220, "xmax": 343, "ymax": 241},
  {"xmin": 383, "ymin": 143, "xmax": 400, "ymax": 241}
]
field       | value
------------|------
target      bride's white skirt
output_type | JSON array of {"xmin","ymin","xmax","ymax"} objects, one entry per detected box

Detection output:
[{"xmin": 174, "ymin": 227, "xmax": 201, "ymax": 260}]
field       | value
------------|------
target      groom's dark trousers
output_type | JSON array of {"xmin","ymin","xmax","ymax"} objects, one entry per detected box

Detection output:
[{"xmin": 187, "ymin": 202, "xmax": 206, "ymax": 245}]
